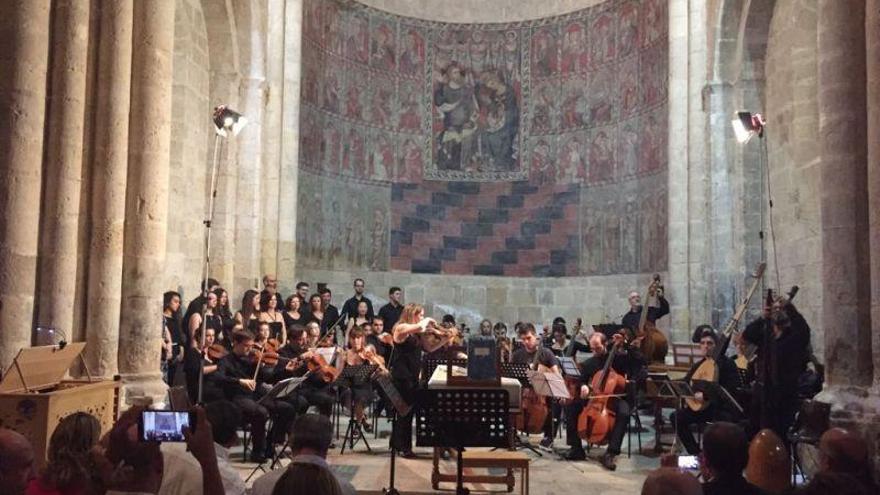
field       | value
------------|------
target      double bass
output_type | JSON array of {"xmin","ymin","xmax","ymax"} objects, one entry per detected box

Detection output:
[
  {"xmin": 577, "ymin": 339, "xmax": 627, "ymax": 444},
  {"xmin": 636, "ymin": 274, "xmax": 669, "ymax": 362},
  {"xmin": 516, "ymin": 339, "xmax": 551, "ymax": 434}
]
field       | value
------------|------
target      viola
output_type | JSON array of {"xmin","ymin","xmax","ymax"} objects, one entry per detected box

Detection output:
[
  {"xmin": 306, "ymin": 352, "xmax": 338, "ymax": 383},
  {"xmin": 577, "ymin": 339, "xmax": 627, "ymax": 445}
]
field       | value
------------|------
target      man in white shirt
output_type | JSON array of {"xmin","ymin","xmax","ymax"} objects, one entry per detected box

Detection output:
[
  {"xmin": 205, "ymin": 400, "xmax": 247, "ymax": 495},
  {"xmin": 251, "ymin": 414, "xmax": 356, "ymax": 495}
]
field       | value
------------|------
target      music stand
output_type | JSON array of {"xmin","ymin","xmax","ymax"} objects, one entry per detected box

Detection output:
[
  {"xmin": 500, "ymin": 362, "xmax": 530, "ymax": 386},
  {"xmin": 557, "ymin": 357, "xmax": 582, "ymax": 379},
  {"xmin": 655, "ymin": 380, "xmax": 695, "ymax": 453},
  {"xmin": 416, "ymin": 388, "xmax": 510, "ymax": 495},
  {"xmin": 381, "ymin": 376, "xmax": 414, "ymax": 495},
  {"xmin": 529, "ymin": 370, "xmax": 571, "ymax": 401},
  {"xmin": 337, "ymin": 363, "xmax": 378, "ymax": 454},
  {"xmin": 245, "ymin": 376, "xmax": 309, "ymax": 482}
]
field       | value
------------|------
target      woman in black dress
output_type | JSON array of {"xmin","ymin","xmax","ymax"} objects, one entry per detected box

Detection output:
[
  {"xmin": 283, "ymin": 294, "xmax": 308, "ymax": 330},
  {"xmin": 390, "ymin": 303, "xmax": 436, "ymax": 457},
  {"xmin": 235, "ymin": 289, "xmax": 261, "ymax": 335},
  {"xmin": 188, "ymin": 291, "xmax": 221, "ymax": 348},
  {"xmin": 339, "ymin": 326, "xmax": 379, "ymax": 432},
  {"xmin": 183, "ymin": 326, "xmax": 223, "ymax": 402},
  {"xmin": 260, "ymin": 290, "xmax": 287, "ymax": 344},
  {"xmin": 345, "ymin": 300, "xmax": 371, "ymax": 339},
  {"xmin": 162, "ymin": 291, "xmax": 183, "ymax": 385},
  {"xmin": 306, "ymin": 294, "xmax": 324, "ymax": 327},
  {"xmin": 213, "ymin": 287, "xmax": 235, "ymax": 348}
]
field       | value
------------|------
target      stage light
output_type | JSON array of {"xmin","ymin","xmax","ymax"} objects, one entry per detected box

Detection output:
[
  {"xmin": 212, "ymin": 105, "xmax": 247, "ymax": 137},
  {"xmin": 731, "ymin": 111, "xmax": 765, "ymax": 144}
]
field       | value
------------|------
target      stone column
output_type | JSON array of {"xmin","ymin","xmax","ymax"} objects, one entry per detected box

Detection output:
[
  {"xmin": 37, "ymin": 0, "xmax": 90, "ymax": 341},
  {"xmin": 868, "ymin": 1, "xmax": 880, "ymax": 389},
  {"xmin": 118, "ymin": 0, "xmax": 175, "ymax": 405},
  {"xmin": 278, "ymin": 0, "xmax": 302, "ymax": 286},
  {"xmin": 0, "ymin": 0, "xmax": 51, "ymax": 371},
  {"xmin": 817, "ymin": 0, "xmax": 872, "ymax": 388},
  {"xmin": 84, "ymin": 0, "xmax": 132, "ymax": 378},
  {"xmin": 263, "ymin": 0, "xmax": 284, "ymax": 282}
]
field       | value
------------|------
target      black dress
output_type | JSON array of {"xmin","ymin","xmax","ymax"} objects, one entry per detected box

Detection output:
[
  {"xmin": 283, "ymin": 311, "xmax": 308, "ymax": 329},
  {"xmin": 390, "ymin": 333, "xmax": 422, "ymax": 452}
]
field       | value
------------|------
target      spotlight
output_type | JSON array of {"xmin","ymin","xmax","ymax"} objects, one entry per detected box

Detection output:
[
  {"xmin": 212, "ymin": 105, "xmax": 247, "ymax": 137},
  {"xmin": 731, "ymin": 111, "xmax": 765, "ymax": 143}
]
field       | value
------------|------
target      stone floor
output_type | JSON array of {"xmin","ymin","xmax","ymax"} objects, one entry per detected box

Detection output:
[{"xmin": 232, "ymin": 412, "xmax": 665, "ymax": 494}]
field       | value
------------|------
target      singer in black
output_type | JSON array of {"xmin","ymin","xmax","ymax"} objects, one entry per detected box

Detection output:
[
  {"xmin": 511, "ymin": 323, "xmax": 560, "ymax": 449},
  {"xmin": 564, "ymin": 331, "xmax": 644, "ymax": 470},
  {"xmin": 319, "ymin": 287, "xmax": 341, "ymax": 336},
  {"xmin": 670, "ymin": 327, "xmax": 742, "ymax": 454},
  {"xmin": 736, "ymin": 295, "xmax": 810, "ymax": 442},
  {"xmin": 389, "ymin": 303, "xmax": 434, "ymax": 458},
  {"xmin": 215, "ymin": 331, "xmax": 296, "ymax": 463}
]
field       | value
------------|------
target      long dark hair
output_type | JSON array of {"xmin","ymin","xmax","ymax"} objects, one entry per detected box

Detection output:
[
  {"xmin": 241, "ymin": 289, "xmax": 260, "ymax": 321},
  {"xmin": 213, "ymin": 287, "xmax": 232, "ymax": 319},
  {"xmin": 42, "ymin": 412, "xmax": 102, "ymax": 490}
]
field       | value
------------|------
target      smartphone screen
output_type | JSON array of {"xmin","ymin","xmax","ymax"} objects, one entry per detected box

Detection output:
[
  {"xmin": 139, "ymin": 410, "xmax": 192, "ymax": 442},
  {"xmin": 677, "ymin": 455, "xmax": 699, "ymax": 470}
]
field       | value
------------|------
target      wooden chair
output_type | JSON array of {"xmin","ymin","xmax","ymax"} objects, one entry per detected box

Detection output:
[
  {"xmin": 672, "ymin": 343, "xmax": 701, "ymax": 368},
  {"xmin": 460, "ymin": 450, "xmax": 531, "ymax": 495}
]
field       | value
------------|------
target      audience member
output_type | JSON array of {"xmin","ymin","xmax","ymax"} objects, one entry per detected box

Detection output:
[
  {"xmin": 700, "ymin": 422, "xmax": 764, "ymax": 495},
  {"xmin": 251, "ymin": 414, "xmax": 356, "ymax": 495},
  {"xmin": 812, "ymin": 427, "xmax": 877, "ymax": 493},
  {"xmin": 26, "ymin": 412, "xmax": 101, "ymax": 495},
  {"xmin": 0, "ymin": 428, "xmax": 36, "ymax": 495},
  {"xmin": 796, "ymin": 472, "xmax": 873, "ymax": 495},
  {"xmin": 642, "ymin": 467, "xmax": 703, "ymax": 495},
  {"xmin": 205, "ymin": 401, "xmax": 246, "ymax": 495},
  {"xmin": 270, "ymin": 462, "xmax": 341, "ymax": 495}
]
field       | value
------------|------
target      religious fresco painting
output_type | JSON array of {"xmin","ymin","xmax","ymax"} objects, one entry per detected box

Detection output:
[{"xmin": 297, "ymin": 0, "xmax": 668, "ymax": 277}]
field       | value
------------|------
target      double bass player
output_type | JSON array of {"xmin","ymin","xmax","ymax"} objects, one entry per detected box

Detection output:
[{"xmin": 563, "ymin": 331, "xmax": 645, "ymax": 470}]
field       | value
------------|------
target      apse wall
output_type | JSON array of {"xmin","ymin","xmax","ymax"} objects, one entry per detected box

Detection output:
[{"xmin": 295, "ymin": 0, "xmax": 670, "ymax": 330}]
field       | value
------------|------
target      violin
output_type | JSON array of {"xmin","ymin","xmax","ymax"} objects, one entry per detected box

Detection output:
[
  {"xmin": 421, "ymin": 321, "xmax": 463, "ymax": 349},
  {"xmin": 205, "ymin": 343, "xmax": 228, "ymax": 361},
  {"xmin": 636, "ymin": 274, "xmax": 669, "ymax": 362},
  {"xmin": 357, "ymin": 347, "xmax": 389, "ymax": 375},
  {"xmin": 577, "ymin": 339, "xmax": 627, "ymax": 445}
]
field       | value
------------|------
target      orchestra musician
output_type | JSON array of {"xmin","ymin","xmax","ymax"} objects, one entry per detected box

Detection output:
[
  {"xmin": 272, "ymin": 325, "xmax": 337, "ymax": 418},
  {"xmin": 389, "ymin": 303, "xmax": 436, "ymax": 458},
  {"xmin": 338, "ymin": 326, "xmax": 383, "ymax": 433},
  {"xmin": 735, "ymin": 294, "xmax": 811, "ymax": 442},
  {"xmin": 621, "ymin": 285, "xmax": 669, "ymax": 335},
  {"xmin": 511, "ymin": 323, "xmax": 560, "ymax": 449},
  {"xmin": 564, "ymin": 332, "xmax": 644, "ymax": 470},
  {"xmin": 182, "ymin": 325, "xmax": 223, "ymax": 402},
  {"xmin": 670, "ymin": 327, "xmax": 742, "ymax": 454},
  {"xmin": 215, "ymin": 331, "xmax": 297, "ymax": 462}
]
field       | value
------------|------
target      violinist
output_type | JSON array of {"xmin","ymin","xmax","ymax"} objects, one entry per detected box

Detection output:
[
  {"xmin": 338, "ymin": 326, "xmax": 381, "ymax": 432},
  {"xmin": 621, "ymin": 286, "xmax": 669, "ymax": 335},
  {"xmin": 272, "ymin": 325, "xmax": 336, "ymax": 417},
  {"xmin": 182, "ymin": 326, "xmax": 223, "ymax": 403},
  {"xmin": 564, "ymin": 332, "xmax": 643, "ymax": 470},
  {"xmin": 511, "ymin": 323, "xmax": 560, "ymax": 449},
  {"xmin": 735, "ymin": 295, "xmax": 810, "ymax": 441},
  {"xmin": 670, "ymin": 328, "xmax": 741, "ymax": 455},
  {"xmin": 305, "ymin": 321, "xmax": 322, "ymax": 348},
  {"xmin": 215, "ymin": 330, "xmax": 297, "ymax": 463},
  {"xmin": 389, "ymin": 303, "xmax": 435, "ymax": 458},
  {"xmin": 365, "ymin": 317, "xmax": 393, "ymax": 363}
]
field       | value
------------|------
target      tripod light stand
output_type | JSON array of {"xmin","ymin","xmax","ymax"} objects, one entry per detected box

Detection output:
[{"xmin": 196, "ymin": 105, "xmax": 247, "ymax": 404}]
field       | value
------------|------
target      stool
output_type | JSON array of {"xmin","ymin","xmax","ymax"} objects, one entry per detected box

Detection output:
[{"xmin": 460, "ymin": 450, "xmax": 530, "ymax": 495}]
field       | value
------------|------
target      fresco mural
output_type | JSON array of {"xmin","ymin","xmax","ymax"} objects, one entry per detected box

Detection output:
[{"xmin": 297, "ymin": 0, "xmax": 669, "ymax": 276}]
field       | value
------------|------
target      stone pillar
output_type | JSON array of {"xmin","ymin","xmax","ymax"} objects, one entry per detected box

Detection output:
[
  {"xmin": 817, "ymin": 0, "xmax": 872, "ymax": 388},
  {"xmin": 118, "ymin": 0, "xmax": 175, "ymax": 405},
  {"xmin": 37, "ymin": 0, "xmax": 90, "ymax": 341},
  {"xmin": 263, "ymin": 0, "xmax": 284, "ymax": 282},
  {"xmin": 868, "ymin": 1, "xmax": 880, "ymax": 390},
  {"xmin": 0, "ymin": 0, "xmax": 51, "ymax": 371},
  {"xmin": 278, "ymin": 0, "xmax": 302, "ymax": 286},
  {"xmin": 85, "ymin": 0, "xmax": 132, "ymax": 378}
]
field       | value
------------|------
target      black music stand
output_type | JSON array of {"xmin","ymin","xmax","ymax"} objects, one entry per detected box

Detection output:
[
  {"xmin": 416, "ymin": 389, "xmax": 510, "ymax": 495},
  {"xmin": 246, "ymin": 376, "xmax": 310, "ymax": 482},
  {"xmin": 382, "ymin": 377, "xmax": 413, "ymax": 495},
  {"xmin": 499, "ymin": 362, "xmax": 540, "ymax": 455},
  {"xmin": 337, "ymin": 363, "xmax": 378, "ymax": 454},
  {"xmin": 557, "ymin": 357, "xmax": 582, "ymax": 379}
]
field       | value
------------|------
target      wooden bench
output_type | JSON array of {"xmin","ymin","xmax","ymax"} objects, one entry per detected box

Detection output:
[{"xmin": 431, "ymin": 450, "xmax": 530, "ymax": 495}]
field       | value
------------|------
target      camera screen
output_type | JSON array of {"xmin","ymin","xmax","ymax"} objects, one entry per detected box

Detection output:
[
  {"xmin": 677, "ymin": 455, "xmax": 699, "ymax": 470},
  {"xmin": 141, "ymin": 411, "xmax": 190, "ymax": 442}
]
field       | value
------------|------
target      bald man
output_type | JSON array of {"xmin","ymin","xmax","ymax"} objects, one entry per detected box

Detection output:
[
  {"xmin": 817, "ymin": 427, "xmax": 877, "ymax": 491},
  {"xmin": 0, "ymin": 428, "xmax": 36, "ymax": 495},
  {"xmin": 641, "ymin": 467, "xmax": 703, "ymax": 495}
]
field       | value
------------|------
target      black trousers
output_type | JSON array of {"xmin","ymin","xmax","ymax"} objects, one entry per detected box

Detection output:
[
  {"xmin": 391, "ymin": 377, "xmax": 418, "ymax": 452},
  {"xmin": 233, "ymin": 396, "xmax": 297, "ymax": 454},
  {"xmin": 565, "ymin": 399, "xmax": 631, "ymax": 456},
  {"xmin": 297, "ymin": 384, "xmax": 336, "ymax": 417},
  {"xmin": 750, "ymin": 383, "xmax": 799, "ymax": 444},
  {"xmin": 671, "ymin": 407, "xmax": 713, "ymax": 454}
]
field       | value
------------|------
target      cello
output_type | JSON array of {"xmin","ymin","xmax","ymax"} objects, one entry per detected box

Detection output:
[
  {"xmin": 516, "ymin": 338, "xmax": 551, "ymax": 434},
  {"xmin": 636, "ymin": 274, "xmax": 668, "ymax": 362},
  {"xmin": 577, "ymin": 338, "xmax": 627, "ymax": 445}
]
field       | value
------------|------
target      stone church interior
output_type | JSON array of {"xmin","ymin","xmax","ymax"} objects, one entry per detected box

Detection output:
[{"xmin": 0, "ymin": 0, "xmax": 878, "ymax": 494}]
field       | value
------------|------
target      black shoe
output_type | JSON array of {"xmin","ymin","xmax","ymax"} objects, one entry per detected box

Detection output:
[
  {"xmin": 399, "ymin": 449, "xmax": 417, "ymax": 459},
  {"xmin": 564, "ymin": 449, "xmax": 586, "ymax": 461},
  {"xmin": 600, "ymin": 453, "xmax": 617, "ymax": 471},
  {"xmin": 361, "ymin": 420, "xmax": 373, "ymax": 433},
  {"xmin": 249, "ymin": 452, "xmax": 267, "ymax": 464},
  {"xmin": 539, "ymin": 436, "xmax": 554, "ymax": 449}
]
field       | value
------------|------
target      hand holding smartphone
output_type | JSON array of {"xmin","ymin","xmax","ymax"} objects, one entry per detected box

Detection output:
[
  {"xmin": 138, "ymin": 410, "xmax": 195, "ymax": 442},
  {"xmin": 677, "ymin": 454, "xmax": 699, "ymax": 470}
]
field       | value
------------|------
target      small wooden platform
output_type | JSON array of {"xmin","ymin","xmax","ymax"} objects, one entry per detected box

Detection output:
[{"xmin": 432, "ymin": 449, "xmax": 531, "ymax": 495}]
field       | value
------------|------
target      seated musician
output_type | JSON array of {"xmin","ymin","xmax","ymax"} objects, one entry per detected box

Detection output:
[
  {"xmin": 564, "ymin": 332, "xmax": 644, "ymax": 470},
  {"xmin": 364, "ymin": 317, "xmax": 393, "ymax": 363},
  {"xmin": 670, "ymin": 327, "xmax": 742, "ymax": 455},
  {"xmin": 272, "ymin": 325, "xmax": 337, "ymax": 418},
  {"xmin": 254, "ymin": 321, "xmax": 272, "ymax": 348},
  {"xmin": 621, "ymin": 285, "xmax": 669, "ymax": 334},
  {"xmin": 511, "ymin": 323, "xmax": 560, "ymax": 449},
  {"xmin": 215, "ymin": 330, "xmax": 296, "ymax": 463},
  {"xmin": 338, "ymin": 326, "xmax": 382, "ymax": 433},
  {"xmin": 182, "ymin": 325, "xmax": 223, "ymax": 402}
]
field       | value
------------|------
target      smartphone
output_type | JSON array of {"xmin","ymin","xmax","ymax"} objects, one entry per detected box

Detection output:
[
  {"xmin": 138, "ymin": 410, "xmax": 194, "ymax": 442},
  {"xmin": 677, "ymin": 455, "xmax": 699, "ymax": 470}
]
